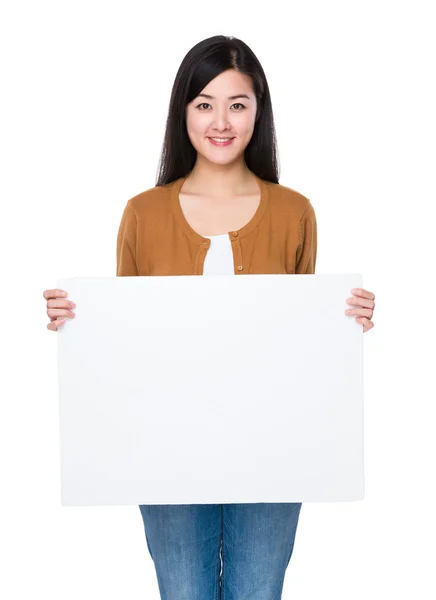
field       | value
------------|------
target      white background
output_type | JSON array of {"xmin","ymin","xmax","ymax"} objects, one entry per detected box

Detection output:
[{"xmin": 1, "ymin": 1, "xmax": 434, "ymax": 598}]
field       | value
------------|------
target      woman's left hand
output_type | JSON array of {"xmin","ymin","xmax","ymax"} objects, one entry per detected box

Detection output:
[{"xmin": 345, "ymin": 288, "xmax": 375, "ymax": 333}]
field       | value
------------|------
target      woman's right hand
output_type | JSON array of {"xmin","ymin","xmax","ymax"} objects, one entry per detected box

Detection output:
[{"xmin": 43, "ymin": 288, "xmax": 76, "ymax": 331}]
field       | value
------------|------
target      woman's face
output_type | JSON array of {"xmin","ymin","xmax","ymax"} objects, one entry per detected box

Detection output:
[{"xmin": 185, "ymin": 69, "xmax": 257, "ymax": 166}]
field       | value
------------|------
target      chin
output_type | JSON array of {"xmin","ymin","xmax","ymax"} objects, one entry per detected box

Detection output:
[{"xmin": 205, "ymin": 152, "xmax": 241, "ymax": 164}]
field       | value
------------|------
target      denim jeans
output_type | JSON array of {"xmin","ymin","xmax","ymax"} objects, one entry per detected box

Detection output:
[{"xmin": 138, "ymin": 502, "xmax": 302, "ymax": 600}]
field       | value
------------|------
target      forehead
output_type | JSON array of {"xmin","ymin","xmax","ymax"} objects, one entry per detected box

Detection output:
[{"xmin": 198, "ymin": 70, "xmax": 254, "ymax": 98}]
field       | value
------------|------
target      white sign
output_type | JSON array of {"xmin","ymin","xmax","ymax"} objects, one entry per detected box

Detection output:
[{"xmin": 56, "ymin": 274, "xmax": 363, "ymax": 506}]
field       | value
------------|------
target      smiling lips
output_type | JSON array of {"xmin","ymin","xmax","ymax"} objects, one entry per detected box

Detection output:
[{"xmin": 207, "ymin": 137, "xmax": 235, "ymax": 146}]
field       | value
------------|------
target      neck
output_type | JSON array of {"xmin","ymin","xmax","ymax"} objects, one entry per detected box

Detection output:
[{"xmin": 184, "ymin": 156, "xmax": 256, "ymax": 196}]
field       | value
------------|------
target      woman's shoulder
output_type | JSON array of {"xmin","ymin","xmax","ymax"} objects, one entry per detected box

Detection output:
[
  {"xmin": 123, "ymin": 179, "xmax": 178, "ymax": 217},
  {"xmin": 265, "ymin": 179, "xmax": 314, "ymax": 218}
]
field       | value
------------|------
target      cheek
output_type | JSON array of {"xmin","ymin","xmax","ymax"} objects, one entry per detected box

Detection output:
[
  {"xmin": 186, "ymin": 112, "xmax": 208, "ymax": 135},
  {"xmin": 234, "ymin": 112, "xmax": 256, "ymax": 136}
]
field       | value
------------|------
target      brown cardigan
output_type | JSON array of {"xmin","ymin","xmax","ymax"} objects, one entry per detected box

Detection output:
[{"xmin": 116, "ymin": 173, "xmax": 317, "ymax": 277}]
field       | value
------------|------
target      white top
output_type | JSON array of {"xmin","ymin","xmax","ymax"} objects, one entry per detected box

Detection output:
[{"xmin": 202, "ymin": 234, "xmax": 235, "ymax": 275}]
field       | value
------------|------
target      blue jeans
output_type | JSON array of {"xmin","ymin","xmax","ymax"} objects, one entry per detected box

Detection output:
[{"xmin": 139, "ymin": 502, "xmax": 302, "ymax": 600}]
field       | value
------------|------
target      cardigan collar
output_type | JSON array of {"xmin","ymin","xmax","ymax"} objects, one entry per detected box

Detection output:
[{"xmin": 170, "ymin": 172, "xmax": 269, "ymax": 245}]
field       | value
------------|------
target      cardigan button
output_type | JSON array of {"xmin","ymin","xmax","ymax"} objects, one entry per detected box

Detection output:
[
  {"xmin": 232, "ymin": 231, "xmax": 239, "ymax": 237},
  {"xmin": 237, "ymin": 265, "xmax": 243, "ymax": 271}
]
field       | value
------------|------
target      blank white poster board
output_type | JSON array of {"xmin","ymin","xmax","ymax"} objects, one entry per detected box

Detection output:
[{"xmin": 56, "ymin": 274, "xmax": 363, "ymax": 506}]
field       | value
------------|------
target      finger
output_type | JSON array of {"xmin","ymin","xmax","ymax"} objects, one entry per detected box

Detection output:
[
  {"xmin": 47, "ymin": 298, "xmax": 76, "ymax": 309},
  {"xmin": 47, "ymin": 307, "xmax": 75, "ymax": 319},
  {"xmin": 351, "ymin": 288, "xmax": 375, "ymax": 301},
  {"xmin": 356, "ymin": 317, "xmax": 374, "ymax": 332},
  {"xmin": 346, "ymin": 295, "xmax": 375, "ymax": 309},
  {"xmin": 345, "ymin": 308, "xmax": 373, "ymax": 319},
  {"xmin": 43, "ymin": 289, "xmax": 68, "ymax": 300},
  {"xmin": 47, "ymin": 318, "xmax": 65, "ymax": 331}
]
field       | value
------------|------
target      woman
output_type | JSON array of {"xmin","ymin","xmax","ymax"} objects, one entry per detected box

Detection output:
[{"xmin": 43, "ymin": 35, "xmax": 375, "ymax": 600}]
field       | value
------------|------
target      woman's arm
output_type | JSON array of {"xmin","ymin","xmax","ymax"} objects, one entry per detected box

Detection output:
[
  {"xmin": 116, "ymin": 201, "xmax": 139, "ymax": 276},
  {"xmin": 295, "ymin": 202, "xmax": 317, "ymax": 275}
]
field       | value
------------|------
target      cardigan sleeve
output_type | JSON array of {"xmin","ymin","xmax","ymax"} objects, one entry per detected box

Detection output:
[
  {"xmin": 295, "ymin": 201, "xmax": 317, "ymax": 274},
  {"xmin": 116, "ymin": 201, "xmax": 139, "ymax": 276}
]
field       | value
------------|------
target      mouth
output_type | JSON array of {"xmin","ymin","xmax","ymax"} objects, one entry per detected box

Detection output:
[{"xmin": 207, "ymin": 137, "xmax": 235, "ymax": 147}]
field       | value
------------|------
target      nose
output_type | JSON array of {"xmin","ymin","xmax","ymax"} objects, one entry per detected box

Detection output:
[{"xmin": 211, "ymin": 108, "xmax": 231, "ymax": 132}]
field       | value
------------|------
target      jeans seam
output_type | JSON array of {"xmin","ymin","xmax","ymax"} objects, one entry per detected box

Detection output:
[{"xmin": 221, "ymin": 505, "xmax": 224, "ymax": 600}]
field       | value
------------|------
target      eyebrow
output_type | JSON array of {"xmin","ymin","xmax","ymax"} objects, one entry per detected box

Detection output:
[{"xmin": 197, "ymin": 93, "xmax": 251, "ymax": 101}]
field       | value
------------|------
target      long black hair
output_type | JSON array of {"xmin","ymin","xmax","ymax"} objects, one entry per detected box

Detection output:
[{"xmin": 155, "ymin": 35, "xmax": 280, "ymax": 186}]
